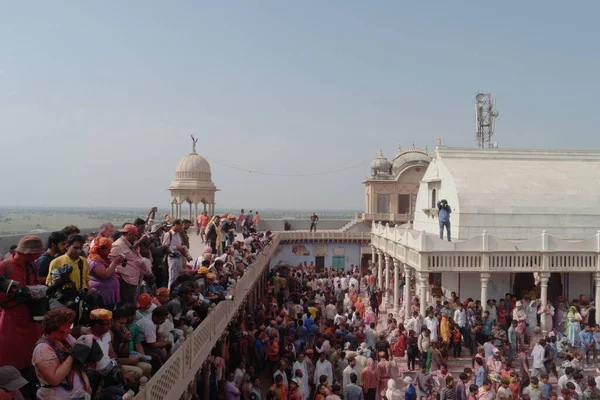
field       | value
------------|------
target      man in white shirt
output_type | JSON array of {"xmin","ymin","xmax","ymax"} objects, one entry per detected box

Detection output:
[
  {"xmin": 349, "ymin": 275, "xmax": 360, "ymax": 294},
  {"xmin": 424, "ymin": 310, "xmax": 440, "ymax": 342},
  {"xmin": 342, "ymin": 356, "xmax": 358, "ymax": 388},
  {"xmin": 326, "ymin": 303, "xmax": 337, "ymax": 321},
  {"xmin": 531, "ymin": 339, "xmax": 547, "ymax": 378},
  {"xmin": 162, "ymin": 220, "xmax": 186, "ymax": 288},
  {"xmin": 313, "ymin": 352, "xmax": 334, "ymax": 386},
  {"xmin": 292, "ymin": 353, "xmax": 310, "ymax": 400},
  {"xmin": 340, "ymin": 274, "xmax": 349, "ymax": 293},
  {"xmin": 273, "ymin": 361, "xmax": 289, "ymax": 390},
  {"xmin": 406, "ymin": 311, "xmax": 422, "ymax": 336}
]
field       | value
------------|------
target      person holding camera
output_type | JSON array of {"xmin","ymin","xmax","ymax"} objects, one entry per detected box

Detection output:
[
  {"xmin": 88, "ymin": 237, "xmax": 124, "ymax": 311},
  {"xmin": 110, "ymin": 224, "xmax": 154, "ymax": 306},
  {"xmin": 45, "ymin": 234, "xmax": 90, "ymax": 291},
  {"xmin": 0, "ymin": 235, "xmax": 45, "ymax": 398},
  {"xmin": 31, "ymin": 307, "xmax": 93, "ymax": 399},
  {"xmin": 437, "ymin": 199, "xmax": 452, "ymax": 242}
]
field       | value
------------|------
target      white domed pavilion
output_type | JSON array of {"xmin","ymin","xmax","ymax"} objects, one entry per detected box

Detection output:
[{"xmin": 168, "ymin": 136, "xmax": 218, "ymax": 220}]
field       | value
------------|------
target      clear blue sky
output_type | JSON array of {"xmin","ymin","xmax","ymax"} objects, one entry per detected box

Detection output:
[{"xmin": 1, "ymin": 2, "xmax": 598, "ymax": 210}]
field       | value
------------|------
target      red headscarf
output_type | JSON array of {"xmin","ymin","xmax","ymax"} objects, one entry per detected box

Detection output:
[{"xmin": 88, "ymin": 237, "xmax": 113, "ymax": 266}]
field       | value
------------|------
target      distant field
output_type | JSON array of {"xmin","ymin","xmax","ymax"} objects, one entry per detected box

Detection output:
[
  {"xmin": 0, "ymin": 212, "xmax": 135, "ymax": 235},
  {"xmin": 0, "ymin": 207, "xmax": 359, "ymax": 235}
]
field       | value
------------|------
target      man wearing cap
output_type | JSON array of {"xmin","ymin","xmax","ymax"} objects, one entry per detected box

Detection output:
[
  {"xmin": 0, "ymin": 235, "xmax": 44, "ymax": 392},
  {"xmin": 148, "ymin": 223, "xmax": 169, "ymax": 288},
  {"xmin": 88, "ymin": 308, "xmax": 134, "ymax": 395},
  {"xmin": 46, "ymin": 234, "xmax": 90, "ymax": 290},
  {"xmin": 136, "ymin": 293, "xmax": 156, "ymax": 320},
  {"xmin": 110, "ymin": 224, "xmax": 154, "ymax": 305},
  {"xmin": 0, "ymin": 365, "xmax": 28, "ymax": 400}
]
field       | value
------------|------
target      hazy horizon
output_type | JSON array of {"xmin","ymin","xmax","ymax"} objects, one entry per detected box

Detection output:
[{"xmin": 1, "ymin": 2, "xmax": 599, "ymax": 209}]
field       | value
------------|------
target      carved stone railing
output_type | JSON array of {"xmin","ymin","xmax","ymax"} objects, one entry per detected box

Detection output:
[
  {"xmin": 359, "ymin": 212, "xmax": 413, "ymax": 223},
  {"xmin": 133, "ymin": 236, "xmax": 279, "ymax": 400},
  {"xmin": 371, "ymin": 222, "xmax": 600, "ymax": 273},
  {"xmin": 277, "ymin": 231, "xmax": 371, "ymax": 242}
]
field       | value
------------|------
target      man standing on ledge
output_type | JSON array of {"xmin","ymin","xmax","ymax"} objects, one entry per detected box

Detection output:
[
  {"xmin": 309, "ymin": 212, "xmax": 319, "ymax": 233},
  {"xmin": 437, "ymin": 199, "xmax": 452, "ymax": 242}
]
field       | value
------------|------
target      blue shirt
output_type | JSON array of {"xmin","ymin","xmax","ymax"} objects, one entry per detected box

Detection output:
[
  {"xmin": 437, "ymin": 202, "xmax": 452, "ymax": 222},
  {"xmin": 580, "ymin": 330, "xmax": 595, "ymax": 349},
  {"xmin": 540, "ymin": 382, "xmax": 552, "ymax": 400},
  {"xmin": 482, "ymin": 319, "xmax": 493, "ymax": 336},
  {"xmin": 405, "ymin": 384, "xmax": 417, "ymax": 400},
  {"xmin": 476, "ymin": 366, "xmax": 485, "ymax": 387}
]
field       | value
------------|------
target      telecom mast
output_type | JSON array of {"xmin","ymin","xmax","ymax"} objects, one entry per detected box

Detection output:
[{"xmin": 475, "ymin": 92, "xmax": 499, "ymax": 148}]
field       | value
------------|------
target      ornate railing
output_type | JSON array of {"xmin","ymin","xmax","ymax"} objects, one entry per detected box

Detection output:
[
  {"xmin": 134, "ymin": 237, "xmax": 279, "ymax": 400},
  {"xmin": 371, "ymin": 222, "xmax": 600, "ymax": 273},
  {"xmin": 277, "ymin": 231, "xmax": 371, "ymax": 241},
  {"xmin": 358, "ymin": 212, "xmax": 413, "ymax": 223}
]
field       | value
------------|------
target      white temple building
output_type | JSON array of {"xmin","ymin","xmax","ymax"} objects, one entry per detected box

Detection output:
[
  {"xmin": 168, "ymin": 137, "xmax": 218, "ymax": 220},
  {"xmin": 369, "ymin": 140, "xmax": 600, "ymax": 331}
]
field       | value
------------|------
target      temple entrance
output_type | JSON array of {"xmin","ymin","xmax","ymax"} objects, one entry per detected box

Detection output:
[
  {"xmin": 315, "ymin": 256, "xmax": 325, "ymax": 273},
  {"xmin": 360, "ymin": 254, "xmax": 371, "ymax": 276},
  {"xmin": 512, "ymin": 273, "xmax": 563, "ymax": 301}
]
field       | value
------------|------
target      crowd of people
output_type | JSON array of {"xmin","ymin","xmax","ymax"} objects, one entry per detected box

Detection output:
[
  {"xmin": 0, "ymin": 207, "xmax": 273, "ymax": 400},
  {"xmin": 200, "ymin": 264, "xmax": 600, "ymax": 400},
  {"xmin": 3, "ymin": 209, "xmax": 600, "ymax": 400}
]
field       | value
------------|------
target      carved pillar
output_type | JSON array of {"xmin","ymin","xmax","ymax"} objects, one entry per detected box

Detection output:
[
  {"xmin": 377, "ymin": 251, "xmax": 384, "ymax": 289},
  {"xmin": 417, "ymin": 272, "xmax": 428, "ymax": 317},
  {"xmin": 539, "ymin": 272, "xmax": 550, "ymax": 334},
  {"xmin": 595, "ymin": 273, "xmax": 600, "ymax": 325},
  {"xmin": 194, "ymin": 203, "xmax": 199, "ymax": 221},
  {"xmin": 371, "ymin": 246, "xmax": 376, "ymax": 269},
  {"xmin": 385, "ymin": 255, "xmax": 392, "ymax": 306},
  {"xmin": 189, "ymin": 202, "xmax": 193, "ymax": 221},
  {"xmin": 393, "ymin": 259, "xmax": 400, "ymax": 313},
  {"xmin": 480, "ymin": 273, "xmax": 491, "ymax": 313},
  {"xmin": 404, "ymin": 267, "xmax": 412, "ymax": 321},
  {"xmin": 171, "ymin": 203, "xmax": 174, "ymax": 219}
]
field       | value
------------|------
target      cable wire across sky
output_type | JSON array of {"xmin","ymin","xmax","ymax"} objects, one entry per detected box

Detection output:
[{"xmin": 206, "ymin": 157, "xmax": 371, "ymax": 177}]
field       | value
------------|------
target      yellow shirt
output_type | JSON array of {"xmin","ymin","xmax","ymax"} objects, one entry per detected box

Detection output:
[{"xmin": 46, "ymin": 254, "xmax": 90, "ymax": 290}]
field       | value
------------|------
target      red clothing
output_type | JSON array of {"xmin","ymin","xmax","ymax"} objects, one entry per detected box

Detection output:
[
  {"xmin": 0, "ymin": 257, "xmax": 42, "ymax": 370},
  {"xmin": 361, "ymin": 364, "xmax": 379, "ymax": 391}
]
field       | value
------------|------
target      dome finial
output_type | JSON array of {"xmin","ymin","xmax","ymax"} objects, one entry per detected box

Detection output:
[
  {"xmin": 190, "ymin": 134, "xmax": 198, "ymax": 154},
  {"xmin": 379, "ymin": 149, "xmax": 384, "ymax": 156},
  {"xmin": 411, "ymin": 140, "xmax": 415, "ymax": 148},
  {"xmin": 425, "ymin": 144, "xmax": 428, "ymax": 152}
]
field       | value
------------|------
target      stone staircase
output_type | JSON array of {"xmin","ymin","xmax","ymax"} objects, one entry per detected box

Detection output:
[{"xmin": 340, "ymin": 218, "xmax": 364, "ymax": 231}]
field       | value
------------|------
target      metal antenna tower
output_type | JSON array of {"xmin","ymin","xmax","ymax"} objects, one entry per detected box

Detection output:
[{"xmin": 475, "ymin": 92, "xmax": 499, "ymax": 148}]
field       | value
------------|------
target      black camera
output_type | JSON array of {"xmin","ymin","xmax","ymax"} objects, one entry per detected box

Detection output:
[{"xmin": 0, "ymin": 276, "xmax": 19, "ymax": 294}]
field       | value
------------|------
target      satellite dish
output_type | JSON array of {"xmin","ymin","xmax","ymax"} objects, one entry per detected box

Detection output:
[{"xmin": 476, "ymin": 93, "xmax": 486, "ymax": 102}]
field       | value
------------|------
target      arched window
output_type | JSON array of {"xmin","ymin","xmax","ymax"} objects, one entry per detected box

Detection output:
[{"xmin": 431, "ymin": 189, "xmax": 437, "ymax": 209}]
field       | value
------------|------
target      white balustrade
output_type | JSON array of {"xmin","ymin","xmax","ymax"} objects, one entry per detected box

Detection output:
[
  {"xmin": 134, "ymin": 238, "xmax": 279, "ymax": 400},
  {"xmin": 371, "ymin": 222, "xmax": 600, "ymax": 273}
]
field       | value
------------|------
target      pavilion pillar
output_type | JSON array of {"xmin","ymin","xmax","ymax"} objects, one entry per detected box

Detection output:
[
  {"xmin": 178, "ymin": 203, "xmax": 182, "ymax": 219},
  {"xmin": 203, "ymin": 203, "xmax": 207, "ymax": 213},
  {"xmin": 385, "ymin": 255, "xmax": 391, "ymax": 306},
  {"xmin": 371, "ymin": 246, "xmax": 376, "ymax": 272},
  {"xmin": 393, "ymin": 259, "xmax": 400, "ymax": 313},
  {"xmin": 171, "ymin": 203, "xmax": 174, "ymax": 219},
  {"xmin": 480, "ymin": 273, "xmax": 491, "ymax": 314},
  {"xmin": 189, "ymin": 202, "xmax": 192, "ymax": 221},
  {"xmin": 595, "ymin": 273, "xmax": 600, "ymax": 325},
  {"xmin": 417, "ymin": 272, "xmax": 428, "ymax": 317},
  {"xmin": 539, "ymin": 272, "xmax": 550, "ymax": 334},
  {"xmin": 194, "ymin": 203, "xmax": 198, "ymax": 221},
  {"xmin": 377, "ymin": 251, "xmax": 384, "ymax": 289},
  {"xmin": 404, "ymin": 267, "xmax": 412, "ymax": 321}
]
